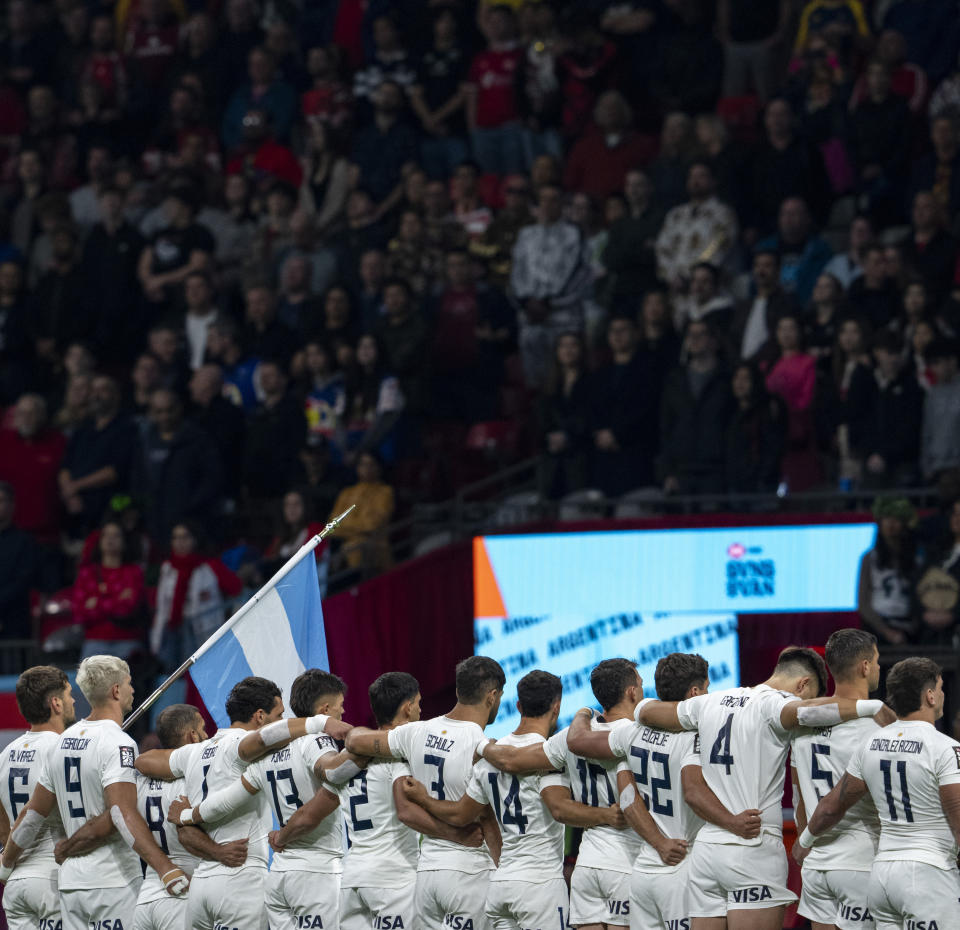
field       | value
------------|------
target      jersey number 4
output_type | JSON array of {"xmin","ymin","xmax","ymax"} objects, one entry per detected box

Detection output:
[{"xmin": 709, "ymin": 714, "xmax": 735, "ymax": 775}]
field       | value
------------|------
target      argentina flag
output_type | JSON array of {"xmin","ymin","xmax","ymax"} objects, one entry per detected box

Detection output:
[{"xmin": 189, "ymin": 552, "xmax": 329, "ymax": 727}]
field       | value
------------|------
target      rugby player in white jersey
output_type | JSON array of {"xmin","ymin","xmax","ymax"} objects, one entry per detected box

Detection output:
[
  {"xmin": 170, "ymin": 671, "xmax": 357, "ymax": 930},
  {"xmin": 636, "ymin": 647, "xmax": 893, "ymax": 930},
  {"xmin": 565, "ymin": 653, "xmax": 763, "ymax": 930},
  {"xmin": 476, "ymin": 658, "xmax": 645, "ymax": 930},
  {"xmin": 790, "ymin": 630, "xmax": 882, "ymax": 930},
  {"xmin": 345, "ymin": 656, "xmax": 506, "ymax": 930},
  {"xmin": 137, "ymin": 674, "xmax": 351, "ymax": 930},
  {"xmin": 0, "ymin": 667, "xmax": 74, "ymax": 930},
  {"xmin": 797, "ymin": 657, "xmax": 960, "ymax": 930},
  {"xmin": 404, "ymin": 669, "xmax": 630, "ymax": 930},
  {"xmin": 0, "ymin": 656, "xmax": 188, "ymax": 930},
  {"xmin": 53, "ymin": 703, "xmax": 249, "ymax": 930}
]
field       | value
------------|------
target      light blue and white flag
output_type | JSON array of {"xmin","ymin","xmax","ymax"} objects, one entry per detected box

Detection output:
[{"xmin": 189, "ymin": 551, "xmax": 329, "ymax": 728}]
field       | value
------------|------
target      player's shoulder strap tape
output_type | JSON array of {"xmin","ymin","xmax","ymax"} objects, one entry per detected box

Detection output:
[
  {"xmin": 110, "ymin": 805, "xmax": 136, "ymax": 849},
  {"xmin": 197, "ymin": 777, "xmax": 253, "ymax": 824},
  {"xmin": 10, "ymin": 809, "xmax": 45, "ymax": 849}
]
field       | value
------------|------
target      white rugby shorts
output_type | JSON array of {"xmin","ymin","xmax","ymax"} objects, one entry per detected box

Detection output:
[
  {"xmin": 59, "ymin": 879, "xmax": 139, "ymax": 930},
  {"xmin": 570, "ymin": 865, "xmax": 630, "ymax": 927},
  {"xmin": 629, "ymin": 863, "xmax": 689, "ymax": 930},
  {"xmin": 132, "ymin": 895, "xmax": 188, "ymax": 930},
  {"xmin": 340, "ymin": 881, "xmax": 416, "ymax": 930},
  {"xmin": 267, "ymin": 869, "xmax": 341, "ymax": 930},
  {"xmin": 799, "ymin": 866, "xmax": 874, "ymax": 930},
  {"xmin": 3, "ymin": 873, "xmax": 59, "ymax": 930},
  {"xmin": 868, "ymin": 861, "xmax": 960, "ymax": 930},
  {"xmin": 186, "ymin": 867, "xmax": 267, "ymax": 930},
  {"xmin": 687, "ymin": 835, "xmax": 797, "ymax": 917},
  {"xmin": 484, "ymin": 877, "xmax": 569, "ymax": 930},
  {"xmin": 415, "ymin": 868, "xmax": 491, "ymax": 930}
]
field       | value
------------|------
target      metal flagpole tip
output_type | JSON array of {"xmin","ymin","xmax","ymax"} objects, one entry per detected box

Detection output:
[{"xmin": 321, "ymin": 504, "xmax": 356, "ymax": 538}]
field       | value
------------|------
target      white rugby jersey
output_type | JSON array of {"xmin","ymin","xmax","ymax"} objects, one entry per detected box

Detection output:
[
  {"xmin": 846, "ymin": 719, "xmax": 960, "ymax": 870},
  {"xmin": 37, "ymin": 718, "xmax": 141, "ymax": 890},
  {"xmin": 388, "ymin": 715, "xmax": 493, "ymax": 873},
  {"xmin": 339, "ymin": 758, "xmax": 419, "ymax": 888},
  {"xmin": 610, "ymin": 724, "xmax": 703, "ymax": 872},
  {"xmin": 245, "ymin": 733, "xmax": 342, "ymax": 873},
  {"xmin": 0, "ymin": 730, "xmax": 65, "ymax": 880},
  {"xmin": 136, "ymin": 773, "xmax": 198, "ymax": 905},
  {"xmin": 791, "ymin": 718, "xmax": 880, "ymax": 871},
  {"xmin": 467, "ymin": 732, "xmax": 567, "ymax": 883},
  {"xmin": 677, "ymin": 685, "xmax": 797, "ymax": 844},
  {"xmin": 543, "ymin": 718, "xmax": 643, "ymax": 873},
  {"xmin": 172, "ymin": 728, "xmax": 270, "ymax": 878}
]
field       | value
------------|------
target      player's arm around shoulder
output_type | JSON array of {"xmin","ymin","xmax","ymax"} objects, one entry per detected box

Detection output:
[
  {"xmin": 480, "ymin": 735, "xmax": 556, "ymax": 774},
  {"xmin": 345, "ymin": 724, "xmax": 404, "ymax": 759},
  {"xmin": 269, "ymin": 784, "xmax": 340, "ymax": 854},
  {"xmin": 794, "ymin": 771, "xmax": 869, "ymax": 865},
  {"xmin": 566, "ymin": 710, "xmax": 617, "ymax": 759},
  {"xmin": 168, "ymin": 774, "xmax": 258, "ymax": 826},
  {"xmin": 399, "ymin": 771, "xmax": 488, "ymax": 827},
  {"xmin": 135, "ymin": 748, "xmax": 177, "ymax": 780},
  {"xmin": 392, "ymin": 774, "xmax": 483, "ymax": 845},
  {"xmin": 540, "ymin": 781, "xmax": 625, "ymax": 830},
  {"xmin": 635, "ymin": 698, "xmax": 688, "ymax": 732},
  {"xmin": 779, "ymin": 696, "xmax": 895, "ymax": 731},
  {"xmin": 615, "ymin": 767, "xmax": 686, "ymax": 865}
]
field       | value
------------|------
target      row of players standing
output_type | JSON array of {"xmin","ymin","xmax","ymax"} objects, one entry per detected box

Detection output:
[{"xmin": 0, "ymin": 638, "xmax": 957, "ymax": 930}]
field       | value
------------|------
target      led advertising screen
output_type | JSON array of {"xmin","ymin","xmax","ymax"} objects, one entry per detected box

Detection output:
[{"xmin": 474, "ymin": 524, "xmax": 876, "ymax": 735}]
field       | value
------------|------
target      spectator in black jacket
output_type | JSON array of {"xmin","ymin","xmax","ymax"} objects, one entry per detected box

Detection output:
[
  {"xmin": 132, "ymin": 388, "xmax": 222, "ymax": 542},
  {"xmin": 850, "ymin": 60, "xmax": 910, "ymax": 223},
  {"xmin": 59, "ymin": 375, "xmax": 137, "ymax": 537},
  {"xmin": 242, "ymin": 359, "xmax": 306, "ymax": 499},
  {"xmin": 908, "ymin": 115, "xmax": 960, "ymax": 220},
  {"xmin": 539, "ymin": 332, "xmax": 590, "ymax": 499},
  {"xmin": 189, "ymin": 364, "xmax": 246, "ymax": 501},
  {"xmin": 659, "ymin": 319, "xmax": 734, "ymax": 495},
  {"xmin": 865, "ymin": 331, "xmax": 924, "ymax": 487},
  {"xmin": 725, "ymin": 362, "xmax": 785, "ymax": 495},
  {"xmin": 589, "ymin": 316, "xmax": 657, "ymax": 496},
  {"xmin": 0, "ymin": 481, "xmax": 38, "ymax": 644}
]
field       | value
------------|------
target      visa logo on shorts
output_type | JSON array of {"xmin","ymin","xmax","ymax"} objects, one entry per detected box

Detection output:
[
  {"xmin": 666, "ymin": 920, "xmax": 690, "ymax": 930},
  {"xmin": 295, "ymin": 918, "xmax": 324, "ymax": 928},
  {"xmin": 731, "ymin": 887, "xmax": 772, "ymax": 903},
  {"xmin": 606, "ymin": 900, "xmax": 630, "ymax": 916},
  {"xmin": 214, "ymin": 924, "xmax": 239, "ymax": 930},
  {"xmin": 373, "ymin": 916, "xmax": 405, "ymax": 928},
  {"xmin": 906, "ymin": 922, "xmax": 940, "ymax": 930},
  {"xmin": 89, "ymin": 921, "xmax": 125, "ymax": 929},
  {"xmin": 839, "ymin": 905, "xmax": 872, "ymax": 921},
  {"xmin": 442, "ymin": 915, "xmax": 474, "ymax": 929},
  {"xmin": 38, "ymin": 920, "xmax": 62, "ymax": 930}
]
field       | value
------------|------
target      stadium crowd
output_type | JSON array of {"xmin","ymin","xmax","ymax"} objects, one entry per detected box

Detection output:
[{"xmin": 4, "ymin": 0, "xmax": 960, "ymax": 657}]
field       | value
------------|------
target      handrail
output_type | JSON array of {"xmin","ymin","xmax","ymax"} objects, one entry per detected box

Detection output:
[{"xmin": 324, "ymin": 452, "xmax": 940, "ymax": 591}]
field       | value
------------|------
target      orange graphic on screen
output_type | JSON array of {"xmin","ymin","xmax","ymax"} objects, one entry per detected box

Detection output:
[{"xmin": 473, "ymin": 537, "xmax": 507, "ymax": 618}]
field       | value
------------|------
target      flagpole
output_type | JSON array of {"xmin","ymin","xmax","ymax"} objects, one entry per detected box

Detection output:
[{"xmin": 122, "ymin": 504, "xmax": 355, "ymax": 731}]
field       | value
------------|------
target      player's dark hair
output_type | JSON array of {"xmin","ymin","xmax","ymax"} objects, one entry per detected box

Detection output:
[
  {"xmin": 825, "ymin": 629, "xmax": 877, "ymax": 682},
  {"xmin": 885, "ymin": 657, "xmax": 940, "ymax": 716},
  {"xmin": 155, "ymin": 703, "xmax": 202, "ymax": 749},
  {"xmin": 516, "ymin": 670, "xmax": 562, "ymax": 718},
  {"xmin": 290, "ymin": 669, "xmax": 347, "ymax": 717},
  {"xmin": 368, "ymin": 671, "xmax": 420, "ymax": 726},
  {"xmin": 15, "ymin": 666, "xmax": 68, "ymax": 724},
  {"xmin": 455, "ymin": 656, "xmax": 505, "ymax": 705},
  {"xmin": 774, "ymin": 647, "xmax": 828, "ymax": 697},
  {"xmin": 225, "ymin": 676, "xmax": 282, "ymax": 723},
  {"xmin": 590, "ymin": 658, "xmax": 639, "ymax": 711},
  {"xmin": 655, "ymin": 653, "xmax": 709, "ymax": 702}
]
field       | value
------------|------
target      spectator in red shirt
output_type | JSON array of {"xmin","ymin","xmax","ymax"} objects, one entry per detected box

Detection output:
[
  {"xmin": 225, "ymin": 108, "xmax": 303, "ymax": 191},
  {"xmin": 73, "ymin": 517, "xmax": 146, "ymax": 661},
  {"xmin": 0, "ymin": 393, "xmax": 65, "ymax": 545},
  {"xmin": 465, "ymin": 5, "xmax": 526, "ymax": 176},
  {"xmin": 81, "ymin": 14, "xmax": 128, "ymax": 114},
  {"xmin": 124, "ymin": 0, "xmax": 180, "ymax": 112},
  {"xmin": 563, "ymin": 90, "xmax": 658, "ymax": 200}
]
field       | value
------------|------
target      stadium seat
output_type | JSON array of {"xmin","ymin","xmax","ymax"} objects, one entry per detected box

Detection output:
[
  {"xmin": 614, "ymin": 487, "xmax": 666, "ymax": 518},
  {"xmin": 558, "ymin": 488, "xmax": 607, "ymax": 522}
]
